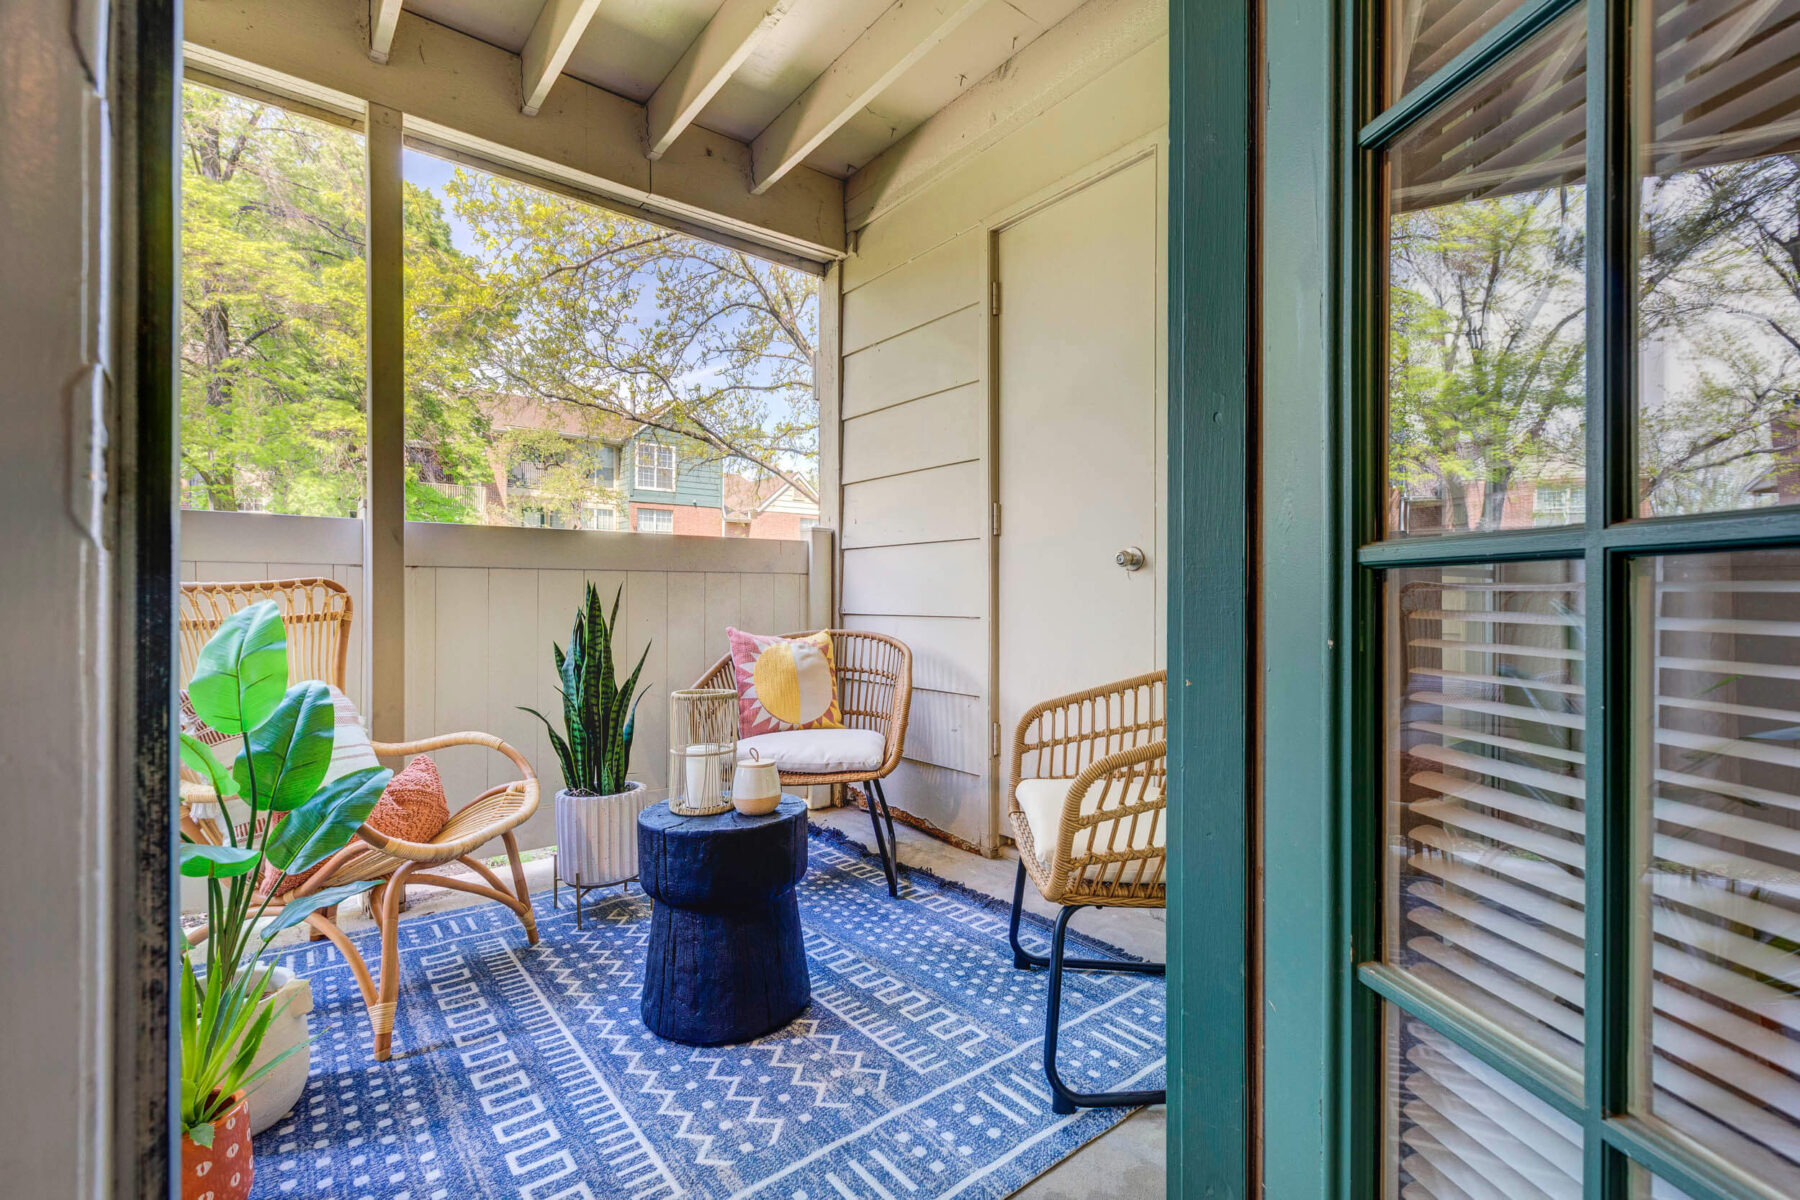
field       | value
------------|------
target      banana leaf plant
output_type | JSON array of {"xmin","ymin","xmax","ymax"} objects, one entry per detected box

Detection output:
[
  {"xmin": 178, "ymin": 600, "xmax": 391, "ymax": 1146},
  {"xmin": 521, "ymin": 582, "xmax": 651, "ymax": 796}
]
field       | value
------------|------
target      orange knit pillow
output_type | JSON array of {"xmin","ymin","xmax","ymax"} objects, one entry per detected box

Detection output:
[
  {"xmin": 365, "ymin": 754, "xmax": 450, "ymax": 845},
  {"xmin": 258, "ymin": 755, "xmax": 449, "ymax": 898}
]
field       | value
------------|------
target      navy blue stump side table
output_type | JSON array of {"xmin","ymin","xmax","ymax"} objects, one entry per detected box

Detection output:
[{"xmin": 637, "ymin": 796, "xmax": 810, "ymax": 1045}]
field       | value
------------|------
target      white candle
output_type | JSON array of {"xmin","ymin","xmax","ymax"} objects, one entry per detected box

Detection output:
[{"xmin": 683, "ymin": 743, "xmax": 726, "ymax": 808}]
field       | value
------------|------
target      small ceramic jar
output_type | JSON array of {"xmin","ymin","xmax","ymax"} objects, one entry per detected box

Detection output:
[{"xmin": 731, "ymin": 750, "xmax": 782, "ymax": 816}]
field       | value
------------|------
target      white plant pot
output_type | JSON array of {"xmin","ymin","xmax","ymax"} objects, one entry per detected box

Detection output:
[
  {"xmin": 242, "ymin": 965, "xmax": 313, "ymax": 1135},
  {"xmin": 555, "ymin": 781, "xmax": 655, "ymax": 887}
]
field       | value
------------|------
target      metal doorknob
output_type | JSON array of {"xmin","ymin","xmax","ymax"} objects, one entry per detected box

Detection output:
[{"xmin": 1115, "ymin": 546, "xmax": 1145, "ymax": 571}]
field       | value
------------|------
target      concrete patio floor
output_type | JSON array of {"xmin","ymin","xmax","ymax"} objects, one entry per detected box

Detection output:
[{"xmin": 267, "ymin": 801, "xmax": 1168, "ymax": 1199}]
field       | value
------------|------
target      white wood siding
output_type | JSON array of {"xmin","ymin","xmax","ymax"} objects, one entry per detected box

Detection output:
[
  {"xmin": 180, "ymin": 511, "xmax": 809, "ymax": 853},
  {"xmin": 836, "ymin": 26, "xmax": 1168, "ymax": 851}
]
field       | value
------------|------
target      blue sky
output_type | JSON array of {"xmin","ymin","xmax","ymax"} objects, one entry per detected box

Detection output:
[{"xmin": 404, "ymin": 148, "xmax": 481, "ymax": 255}]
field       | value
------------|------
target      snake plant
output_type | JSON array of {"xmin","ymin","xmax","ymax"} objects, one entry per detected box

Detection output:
[{"xmin": 523, "ymin": 582, "xmax": 651, "ymax": 796}]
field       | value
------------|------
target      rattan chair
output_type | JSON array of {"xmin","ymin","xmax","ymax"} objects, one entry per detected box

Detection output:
[
  {"xmin": 179, "ymin": 578, "xmax": 540, "ymax": 1061},
  {"xmin": 1006, "ymin": 669, "xmax": 1168, "ymax": 1113},
  {"xmin": 177, "ymin": 579, "xmax": 354, "ymax": 841},
  {"xmin": 696, "ymin": 630, "xmax": 911, "ymax": 896}
]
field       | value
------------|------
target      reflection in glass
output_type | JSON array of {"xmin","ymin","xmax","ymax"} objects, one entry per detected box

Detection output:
[
  {"xmin": 1385, "ymin": 562, "xmax": 1587, "ymax": 1069},
  {"xmin": 1385, "ymin": 8, "xmax": 1587, "ymax": 537},
  {"xmin": 1383, "ymin": 1003, "xmax": 1584, "ymax": 1198},
  {"xmin": 1386, "ymin": 0, "xmax": 1538, "ymax": 103},
  {"xmin": 1632, "ymin": 549, "xmax": 1800, "ymax": 1196},
  {"xmin": 1627, "ymin": 1163, "xmax": 1699, "ymax": 1200},
  {"xmin": 1638, "ymin": 0, "xmax": 1800, "ymax": 517}
]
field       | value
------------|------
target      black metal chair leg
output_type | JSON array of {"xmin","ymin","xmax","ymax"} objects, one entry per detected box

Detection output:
[
  {"xmin": 1044, "ymin": 904, "xmax": 1168, "ymax": 1115},
  {"xmin": 871, "ymin": 776, "xmax": 898, "ymax": 851},
  {"xmin": 1010, "ymin": 860, "xmax": 1165, "ymax": 975},
  {"xmin": 865, "ymin": 784, "xmax": 899, "ymax": 897}
]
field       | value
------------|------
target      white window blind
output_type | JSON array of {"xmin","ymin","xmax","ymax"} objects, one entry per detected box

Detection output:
[
  {"xmin": 1388, "ymin": 554, "xmax": 1800, "ymax": 1197},
  {"xmin": 637, "ymin": 508, "xmax": 673, "ymax": 534},
  {"xmin": 1390, "ymin": 1016, "xmax": 1583, "ymax": 1200},
  {"xmin": 1638, "ymin": 553, "xmax": 1800, "ymax": 1195},
  {"xmin": 1390, "ymin": 567, "xmax": 1589, "ymax": 1087}
]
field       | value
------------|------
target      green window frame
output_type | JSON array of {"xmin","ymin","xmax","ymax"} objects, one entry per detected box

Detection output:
[{"xmin": 1339, "ymin": 1, "xmax": 1800, "ymax": 1198}]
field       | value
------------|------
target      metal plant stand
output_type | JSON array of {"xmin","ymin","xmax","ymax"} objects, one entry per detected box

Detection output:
[
  {"xmin": 551, "ymin": 855, "xmax": 637, "ymax": 929},
  {"xmin": 553, "ymin": 782, "xmax": 660, "ymax": 928}
]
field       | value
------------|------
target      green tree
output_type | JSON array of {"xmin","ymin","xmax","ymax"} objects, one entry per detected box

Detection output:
[
  {"xmin": 179, "ymin": 83, "xmax": 495, "ymax": 517},
  {"xmin": 180, "ymin": 84, "xmax": 366, "ymax": 514},
  {"xmin": 495, "ymin": 427, "xmax": 625, "ymax": 527},
  {"xmin": 1388, "ymin": 187, "xmax": 1587, "ymax": 531},
  {"xmin": 442, "ymin": 169, "xmax": 821, "ymax": 501},
  {"xmin": 1636, "ymin": 153, "xmax": 1800, "ymax": 512}
]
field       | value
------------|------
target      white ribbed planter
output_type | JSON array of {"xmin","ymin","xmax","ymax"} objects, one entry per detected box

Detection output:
[
  {"xmin": 554, "ymin": 781, "xmax": 657, "ymax": 892},
  {"xmin": 242, "ymin": 965, "xmax": 312, "ymax": 1136}
]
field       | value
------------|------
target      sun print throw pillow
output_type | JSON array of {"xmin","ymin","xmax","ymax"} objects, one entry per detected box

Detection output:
[{"xmin": 727, "ymin": 628, "xmax": 844, "ymax": 738}]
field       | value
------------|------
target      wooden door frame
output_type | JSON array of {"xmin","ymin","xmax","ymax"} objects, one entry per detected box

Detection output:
[
  {"xmin": 123, "ymin": 1, "xmax": 183, "ymax": 1194},
  {"xmin": 1167, "ymin": 0, "xmax": 1259, "ymax": 1195}
]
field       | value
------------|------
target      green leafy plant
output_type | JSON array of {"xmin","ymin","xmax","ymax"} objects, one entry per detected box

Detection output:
[
  {"xmin": 178, "ymin": 600, "xmax": 392, "ymax": 1145},
  {"xmin": 522, "ymin": 582, "xmax": 650, "ymax": 795}
]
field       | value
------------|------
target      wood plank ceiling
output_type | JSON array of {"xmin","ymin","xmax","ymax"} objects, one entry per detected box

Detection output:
[{"xmin": 377, "ymin": 0, "xmax": 1089, "ymax": 194}]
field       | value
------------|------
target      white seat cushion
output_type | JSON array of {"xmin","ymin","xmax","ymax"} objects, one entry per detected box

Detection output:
[
  {"xmin": 1015, "ymin": 777, "xmax": 1166, "ymax": 871},
  {"xmin": 739, "ymin": 728, "xmax": 886, "ymax": 774}
]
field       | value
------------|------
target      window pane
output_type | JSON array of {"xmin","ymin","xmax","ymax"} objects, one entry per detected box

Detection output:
[
  {"xmin": 179, "ymin": 82, "xmax": 365, "ymax": 515},
  {"xmin": 400, "ymin": 150, "xmax": 821, "ymax": 537},
  {"xmin": 1385, "ymin": 8, "xmax": 1588, "ymax": 537},
  {"xmin": 1386, "ymin": 0, "xmax": 1539, "ymax": 103},
  {"xmin": 1385, "ymin": 562, "xmax": 1587, "ymax": 1070},
  {"xmin": 1631, "ymin": 548, "xmax": 1800, "ymax": 1196},
  {"xmin": 1628, "ymin": 1163, "xmax": 1699, "ymax": 1200},
  {"xmin": 1636, "ymin": 0, "xmax": 1800, "ymax": 517},
  {"xmin": 1383, "ymin": 1003, "xmax": 1584, "ymax": 1198}
]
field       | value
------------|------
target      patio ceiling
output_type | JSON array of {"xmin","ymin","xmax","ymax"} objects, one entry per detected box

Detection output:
[
  {"xmin": 187, "ymin": 0, "xmax": 1162, "ymax": 260},
  {"xmin": 374, "ymin": 0, "xmax": 1087, "ymax": 189}
]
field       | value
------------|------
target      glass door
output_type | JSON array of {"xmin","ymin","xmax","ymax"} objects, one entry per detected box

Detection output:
[{"xmin": 1347, "ymin": 1, "xmax": 1800, "ymax": 1196}]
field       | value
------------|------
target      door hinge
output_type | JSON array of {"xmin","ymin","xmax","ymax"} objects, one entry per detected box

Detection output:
[
  {"xmin": 991, "ymin": 501, "xmax": 1001, "ymax": 537},
  {"xmin": 991, "ymin": 722, "xmax": 1001, "ymax": 757},
  {"xmin": 990, "ymin": 280, "xmax": 1001, "ymax": 315}
]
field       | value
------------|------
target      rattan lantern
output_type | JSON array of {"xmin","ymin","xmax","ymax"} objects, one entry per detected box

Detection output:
[{"xmin": 668, "ymin": 688, "xmax": 738, "ymax": 816}]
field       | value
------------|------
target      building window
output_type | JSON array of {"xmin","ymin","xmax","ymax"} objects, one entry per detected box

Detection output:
[
  {"xmin": 1532, "ymin": 483, "xmax": 1585, "ymax": 526},
  {"xmin": 591, "ymin": 445, "xmax": 618, "ymax": 487},
  {"xmin": 799, "ymin": 518, "xmax": 819, "ymax": 533},
  {"xmin": 637, "ymin": 508, "xmax": 674, "ymax": 534},
  {"xmin": 582, "ymin": 506, "xmax": 618, "ymax": 531},
  {"xmin": 636, "ymin": 442, "xmax": 676, "ymax": 491}
]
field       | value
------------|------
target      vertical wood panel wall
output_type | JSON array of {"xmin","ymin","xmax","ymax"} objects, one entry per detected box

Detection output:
[
  {"xmin": 836, "ymin": 35, "xmax": 1170, "ymax": 852},
  {"xmin": 180, "ymin": 510, "xmax": 810, "ymax": 852}
]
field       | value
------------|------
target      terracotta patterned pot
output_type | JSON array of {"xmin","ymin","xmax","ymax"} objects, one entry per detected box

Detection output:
[{"xmin": 180, "ymin": 1090, "xmax": 253, "ymax": 1200}]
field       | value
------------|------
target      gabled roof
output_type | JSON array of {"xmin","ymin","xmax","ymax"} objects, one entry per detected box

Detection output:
[
  {"xmin": 722, "ymin": 472, "xmax": 790, "ymax": 519},
  {"xmin": 480, "ymin": 393, "xmax": 637, "ymax": 443}
]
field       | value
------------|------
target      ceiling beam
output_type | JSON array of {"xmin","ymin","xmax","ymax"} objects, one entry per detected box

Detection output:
[
  {"xmin": 520, "ymin": 0, "xmax": 606, "ymax": 116},
  {"xmin": 369, "ymin": 0, "xmax": 403, "ymax": 63},
  {"xmin": 188, "ymin": 0, "xmax": 845, "ymax": 258},
  {"xmin": 646, "ymin": 0, "xmax": 796, "ymax": 161},
  {"xmin": 845, "ymin": 0, "xmax": 1167, "ymax": 230},
  {"xmin": 749, "ymin": 0, "xmax": 987, "ymax": 195}
]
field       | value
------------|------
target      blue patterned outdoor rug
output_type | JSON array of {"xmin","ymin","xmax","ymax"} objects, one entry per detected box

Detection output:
[{"xmin": 250, "ymin": 828, "xmax": 1166, "ymax": 1199}]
